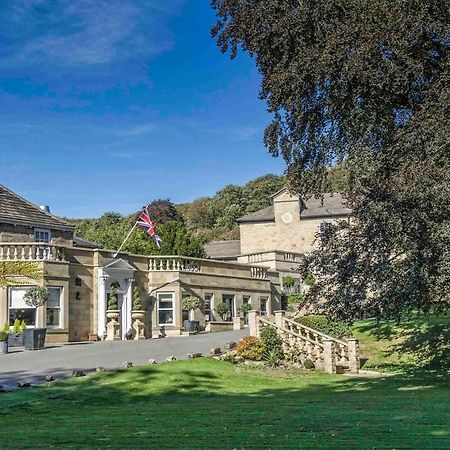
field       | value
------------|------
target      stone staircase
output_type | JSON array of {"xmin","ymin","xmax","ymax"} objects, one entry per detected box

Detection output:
[{"xmin": 248, "ymin": 310, "xmax": 360, "ymax": 374}]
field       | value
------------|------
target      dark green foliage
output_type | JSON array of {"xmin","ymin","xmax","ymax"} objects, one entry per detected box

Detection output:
[
  {"xmin": 263, "ymin": 349, "xmax": 282, "ymax": 368},
  {"xmin": 108, "ymin": 287, "xmax": 118, "ymax": 310},
  {"xmin": 260, "ymin": 326, "xmax": 284, "ymax": 359},
  {"xmin": 145, "ymin": 199, "xmax": 182, "ymax": 224},
  {"xmin": 303, "ymin": 358, "xmax": 316, "ymax": 370},
  {"xmin": 282, "ymin": 276, "xmax": 294, "ymax": 287},
  {"xmin": 212, "ymin": 0, "xmax": 450, "ymax": 321},
  {"xmin": 303, "ymin": 274, "xmax": 315, "ymax": 286},
  {"xmin": 0, "ymin": 331, "xmax": 9, "ymax": 342},
  {"xmin": 296, "ymin": 315, "xmax": 351, "ymax": 339},
  {"xmin": 215, "ymin": 302, "xmax": 230, "ymax": 318},
  {"xmin": 240, "ymin": 303, "xmax": 252, "ymax": 316},
  {"xmin": 132, "ymin": 287, "xmax": 142, "ymax": 311},
  {"xmin": 287, "ymin": 294, "xmax": 305, "ymax": 305}
]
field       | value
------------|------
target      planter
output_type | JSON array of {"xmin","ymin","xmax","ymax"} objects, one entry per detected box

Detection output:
[
  {"xmin": 23, "ymin": 328, "xmax": 47, "ymax": 351},
  {"xmin": 183, "ymin": 320, "xmax": 199, "ymax": 333},
  {"xmin": 106, "ymin": 310, "xmax": 120, "ymax": 321},
  {"xmin": 131, "ymin": 310, "xmax": 145, "ymax": 321},
  {"xmin": 8, "ymin": 333, "xmax": 24, "ymax": 347},
  {"xmin": 0, "ymin": 341, "xmax": 8, "ymax": 354}
]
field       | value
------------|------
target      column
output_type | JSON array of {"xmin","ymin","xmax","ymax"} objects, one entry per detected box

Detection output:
[
  {"xmin": 347, "ymin": 338, "xmax": 360, "ymax": 374},
  {"xmin": 323, "ymin": 339, "xmax": 336, "ymax": 374},
  {"xmin": 97, "ymin": 274, "xmax": 108, "ymax": 339},
  {"xmin": 124, "ymin": 278, "xmax": 134, "ymax": 338},
  {"xmin": 248, "ymin": 310, "xmax": 260, "ymax": 338},
  {"xmin": 274, "ymin": 310, "xmax": 285, "ymax": 329}
]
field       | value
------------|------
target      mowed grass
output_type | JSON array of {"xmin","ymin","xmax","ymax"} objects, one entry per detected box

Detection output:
[
  {"xmin": 352, "ymin": 313, "xmax": 450, "ymax": 375},
  {"xmin": 0, "ymin": 358, "xmax": 449, "ymax": 449}
]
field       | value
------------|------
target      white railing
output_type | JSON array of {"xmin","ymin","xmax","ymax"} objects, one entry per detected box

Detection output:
[
  {"xmin": 148, "ymin": 256, "xmax": 269, "ymax": 280},
  {"xmin": 248, "ymin": 311, "xmax": 359, "ymax": 374},
  {"xmin": 0, "ymin": 243, "xmax": 66, "ymax": 262}
]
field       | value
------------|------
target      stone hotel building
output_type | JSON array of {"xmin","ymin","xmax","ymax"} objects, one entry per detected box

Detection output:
[{"xmin": 0, "ymin": 184, "xmax": 350, "ymax": 343}]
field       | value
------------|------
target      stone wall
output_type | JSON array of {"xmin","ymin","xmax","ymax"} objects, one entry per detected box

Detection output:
[{"xmin": 0, "ymin": 223, "xmax": 73, "ymax": 246}]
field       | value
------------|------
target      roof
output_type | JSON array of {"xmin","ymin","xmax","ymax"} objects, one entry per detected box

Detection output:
[
  {"xmin": 73, "ymin": 236, "xmax": 103, "ymax": 249},
  {"xmin": 237, "ymin": 192, "xmax": 351, "ymax": 223},
  {"xmin": 0, "ymin": 184, "xmax": 75, "ymax": 231},
  {"xmin": 204, "ymin": 240, "xmax": 241, "ymax": 260}
]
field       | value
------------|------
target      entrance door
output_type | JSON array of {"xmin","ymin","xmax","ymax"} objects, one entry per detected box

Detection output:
[{"xmin": 222, "ymin": 294, "xmax": 234, "ymax": 321}]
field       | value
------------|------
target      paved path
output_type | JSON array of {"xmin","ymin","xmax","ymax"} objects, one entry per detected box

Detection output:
[{"xmin": 0, "ymin": 329, "xmax": 248, "ymax": 391}]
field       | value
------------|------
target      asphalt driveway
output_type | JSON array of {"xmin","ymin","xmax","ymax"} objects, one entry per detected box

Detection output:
[{"xmin": 0, "ymin": 329, "xmax": 248, "ymax": 391}]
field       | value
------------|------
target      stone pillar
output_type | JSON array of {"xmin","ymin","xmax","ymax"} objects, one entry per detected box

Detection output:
[
  {"xmin": 97, "ymin": 274, "xmax": 108, "ymax": 339},
  {"xmin": 347, "ymin": 338, "xmax": 360, "ymax": 374},
  {"xmin": 323, "ymin": 339, "xmax": 336, "ymax": 374},
  {"xmin": 106, "ymin": 318, "xmax": 121, "ymax": 341},
  {"xmin": 133, "ymin": 314, "xmax": 146, "ymax": 340},
  {"xmin": 125, "ymin": 278, "xmax": 134, "ymax": 338},
  {"xmin": 274, "ymin": 310, "xmax": 285, "ymax": 329},
  {"xmin": 233, "ymin": 316, "xmax": 244, "ymax": 330},
  {"xmin": 248, "ymin": 310, "xmax": 260, "ymax": 338}
]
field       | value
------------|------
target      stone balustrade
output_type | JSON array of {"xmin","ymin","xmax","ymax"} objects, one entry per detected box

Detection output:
[
  {"xmin": 0, "ymin": 243, "xmax": 66, "ymax": 262},
  {"xmin": 248, "ymin": 310, "xmax": 359, "ymax": 374},
  {"xmin": 148, "ymin": 256, "xmax": 269, "ymax": 280}
]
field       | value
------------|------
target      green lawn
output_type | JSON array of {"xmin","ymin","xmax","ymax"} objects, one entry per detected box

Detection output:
[
  {"xmin": 352, "ymin": 312, "xmax": 450, "ymax": 375},
  {"xmin": 1, "ymin": 358, "xmax": 449, "ymax": 449}
]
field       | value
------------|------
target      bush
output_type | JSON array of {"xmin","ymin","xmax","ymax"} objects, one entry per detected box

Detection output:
[
  {"xmin": 303, "ymin": 358, "xmax": 316, "ymax": 370},
  {"xmin": 215, "ymin": 302, "xmax": 230, "ymax": 318},
  {"xmin": 296, "ymin": 315, "xmax": 351, "ymax": 339},
  {"xmin": 287, "ymin": 294, "xmax": 305, "ymax": 304},
  {"xmin": 304, "ymin": 274, "xmax": 316, "ymax": 286},
  {"xmin": 132, "ymin": 286, "xmax": 143, "ymax": 310},
  {"xmin": 2, "ymin": 322, "xmax": 9, "ymax": 333},
  {"xmin": 181, "ymin": 296, "xmax": 201, "ymax": 311},
  {"xmin": 236, "ymin": 336, "xmax": 266, "ymax": 361},
  {"xmin": 263, "ymin": 349, "xmax": 282, "ymax": 368},
  {"xmin": 20, "ymin": 320, "xmax": 26, "ymax": 332},
  {"xmin": 108, "ymin": 286, "xmax": 118, "ymax": 310},
  {"xmin": 13, "ymin": 319, "xmax": 21, "ymax": 335},
  {"xmin": 282, "ymin": 276, "xmax": 295, "ymax": 287},
  {"xmin": 0, "ymin": 331, "xmax": 9, "ymax": 342},
  {"xmin": 260, "ymin": 326, "xmax": 284, "ymax": 359},
  {"xmin": 240, "ymin": 303, "xmax": 252, "ymax": 316}
]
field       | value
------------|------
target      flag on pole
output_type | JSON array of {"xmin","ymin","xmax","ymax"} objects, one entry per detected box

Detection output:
[{"xmin": 136, "ymin": 208, "xmax": 162, "ymax": 248}]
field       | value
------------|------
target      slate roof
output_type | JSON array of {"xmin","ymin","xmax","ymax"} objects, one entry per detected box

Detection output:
[
  {"xmin": 0, "ymin": 184, "xmax": 74, "ymax": 231},
  {"xmin": 237, "ymin": 192, "xmax": 351, "ymax": 223},
  {"xmin": 73, "ymin": 236, "xmax": 103, "ymax": 249},
  {"xmin": 204, "ymin": 240, "xmax": 241, "ymax": 260}
]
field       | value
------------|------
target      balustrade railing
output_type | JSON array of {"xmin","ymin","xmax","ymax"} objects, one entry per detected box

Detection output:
[
  {"xmin": 148, "ymin": 256, "xmax": 269, "ymax": 279},
  {"xmin": 248, "ymin": 311, "xmax": 359, "ymax": 374},
  {"xmin": 0, "ymin": 243, "xmax": 66, "ymax": 262}
]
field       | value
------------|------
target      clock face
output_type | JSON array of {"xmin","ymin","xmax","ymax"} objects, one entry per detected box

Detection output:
[{"xmin": 281, "ymin": 212, "xmax": 293, "ymax": 224}]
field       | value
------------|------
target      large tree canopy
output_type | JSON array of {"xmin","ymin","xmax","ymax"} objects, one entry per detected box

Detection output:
[{"xmin": 212, "ymin": 0, "xmax": 450, "ymax": 321}]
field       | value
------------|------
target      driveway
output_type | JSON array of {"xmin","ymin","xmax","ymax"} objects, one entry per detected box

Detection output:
[{"xmin": 0, "ymin": 329, "xmax": 248, "ymax": 391}]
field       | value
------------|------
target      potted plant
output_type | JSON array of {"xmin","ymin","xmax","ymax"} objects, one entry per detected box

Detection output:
[
  {"xmin": 240, "ymin": 303, "xmax": 252, "ymax": 323},
  {"xmin": 106, "ymin": 286, "xmax": 120, "ymax": 321},
  {"xmin": 182, "ymin": 296, "xmax": 201, "ymax": 333},
  {"xmin": 131, "ymin": 286, "xmax": 145, "ymax": 321},
  {"xmin": 215, "ymin": 302, "xmax": 231, "ymax": 321},
  {"xmin": 0, "ymin": 323, "xmax": 9, "ymax": 355},
  {"xmin": 23, "ymin": 286, "xmax": 49, "ymax": 350},
  {"xmin": 8, "ymin": 319, "xmax": 26, "ymax": 347}
]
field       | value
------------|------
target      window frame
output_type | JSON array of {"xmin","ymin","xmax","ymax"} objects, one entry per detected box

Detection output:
[
  {"xmin": 8, "ymin": 286, "xmax": 37, "ymax": 327},
  {"xmin": 46, "ymin": 286, "xmax": 63, "ymax": 329},
  {"xmin": 157, "ymin": 292, "xmax": 175, "ymax": 326},
  {"xmin": 34, "ymin": 228, "xmax": 52, "ymax": 243}
]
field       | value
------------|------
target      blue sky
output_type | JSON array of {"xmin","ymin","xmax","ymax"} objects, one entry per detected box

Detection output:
[{"xmin": 0, "ymin": 0, "xmax": 285, "ymax": 218}]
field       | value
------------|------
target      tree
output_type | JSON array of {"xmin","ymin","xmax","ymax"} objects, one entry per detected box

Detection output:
[
  {"xmin": 145, "ymin": 199, "xmax": 182, "ymax": 224},
  {"xmin": 209, "ymin": 184, "xmax": 246, "ymax": 229},
  {"xmin": 0, "ymin": 262, "xmax": 42, "ymax": 288},
  {"xmin": 212, "ymin": 1, "xmax": 450, "ymax": 320},
  {"xmin": 243, "ymin": 174, "xmax": 285, "ymax": 213}
]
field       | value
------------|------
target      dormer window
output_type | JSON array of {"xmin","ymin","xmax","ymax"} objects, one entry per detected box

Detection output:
[{"xmin": 35, "ymin": 228, "xmax": 51, "ymax": 243}]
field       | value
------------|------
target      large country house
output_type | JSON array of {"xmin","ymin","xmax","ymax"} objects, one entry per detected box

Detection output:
[{"xmin": 0, "ymin": 184, "xmax": 350, "ymax": 343}]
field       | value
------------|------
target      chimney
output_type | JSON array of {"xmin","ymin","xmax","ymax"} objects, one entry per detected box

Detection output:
[{"xmin": 39, "ymin": 205, "xmax": 51, "ymax": 214}]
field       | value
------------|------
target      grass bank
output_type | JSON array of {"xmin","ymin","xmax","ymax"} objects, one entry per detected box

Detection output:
[{"xmin": 0, "ymin": 358, "xmax": 449, "ymax": 449}]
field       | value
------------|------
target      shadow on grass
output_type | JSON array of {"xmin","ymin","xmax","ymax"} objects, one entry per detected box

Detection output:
[{"xmin": 0, "ymin": 359, "xmax": 449, "ymax": 449}]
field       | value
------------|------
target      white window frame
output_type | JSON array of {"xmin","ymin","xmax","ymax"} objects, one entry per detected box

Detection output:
[
  {"xmin": 8, "ymin": 286, "xmax": 37, "ymax": 328},
  {"xmin": 157, "ymin": 292, "xmax": 175, "ymax": 326},
  {"xmin": 34, "ymin": 228, "xmax": 52, "ymax": 243},
  {"xmin": 259, "ymin": 296, "xmax": 269, "ymax": 315},
  {"xmin": 204, "ymin": 293, "xmax": 214, "ymax": 322},
  {"xmin": 46, "ymin": 286, "xmax": 63, "ymax": 329}
]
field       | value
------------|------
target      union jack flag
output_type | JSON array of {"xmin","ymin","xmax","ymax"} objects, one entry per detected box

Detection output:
[{"xmin": 136, "ymin": 208, "xmax": 162, "ymax": 248}]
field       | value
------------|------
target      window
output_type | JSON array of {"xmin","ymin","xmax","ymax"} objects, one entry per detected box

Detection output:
[
  {"xmin": 46, "ymin": 287, "xmax": 62, "ymax": 328},
  {"xmin": 204, "ymin": 293, "xmax": 213, "ymax": 322},
  {"xmin": 34, "ymin": 229, "xmax": 51, "ymax": 243},
  {"xmin": 222, "ymin": 294, "xmax": 235, "ymax": 321},
  {"xmin": 260, "ymin": 297, "xmax": 268, "ymax": 315},
  {"xmin": 8, "ymin": 287, "xmax": 37, "ymax": 326},
  {"xmin": 157, "ymin": 292, "xmax": 175, "ymax": 326}
]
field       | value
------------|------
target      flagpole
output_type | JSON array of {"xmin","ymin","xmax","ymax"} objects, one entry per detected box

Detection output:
[{"xmin": 113, "ymin": 221, "xmax": 138, "ymax": 258}]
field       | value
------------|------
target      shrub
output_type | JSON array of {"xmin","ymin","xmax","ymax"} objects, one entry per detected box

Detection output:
[
  {"xmin": 236, "ymin": 336, "xmax": 266, "ymax": 361},
  {"xmin": 0, "ymin": 331, "xmax": 9, "ymax": 342},
  {"xmin": 240, "ymin": 303, "xmax": 252, "ymax": 316},
  {"xmin": 2, "ymin": 322, "xmax": 9, "ymax": 333},
  {"xmin": 20, "ymin": 320, "xmax": 27, "ymax": 332},
  {"xmin": 132, "ymin": 286, "xmax": 143, "ymax": 310},
  {"xmin": 282, "ymin": 276, "xmax": 295, "ymax": 287},
  {"xmin": 23, "ymin": 286, "xmax": 49, "ymax": 308},
  {"xmin": 287, "ymin": 293, "xmax": 305, "ymax": 304},
  {"xmin": 215, "ymin": 302, "xmax": 230, "ymax": 318},
  {"xmin": 303, "ymin": 358, "xmax": 316, "ymax": 370},
  {"xmin": 13, "ymin": 319, "xmax": 21, "ymax": 335},
  {"xmin": 260, "ymin": 326, "xmax": 284, "ymax": 359},
  {"xmin": 263, "ymin": 349, "xmax": 282, "ymax": 368},
  {"xmin": 304, "ymin": 274, "xmax": 316, "ymax": 286},
  {"xmin": 108, "ymin": 286, "xmax": 118, "ymax": 310},
  {"xmin": 296, "ymin": 315, "xmax": 351, "ymax": 339},
  {"xmin": 181, "ymin": 296, "xmax": 201, "ymax": 311}
]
